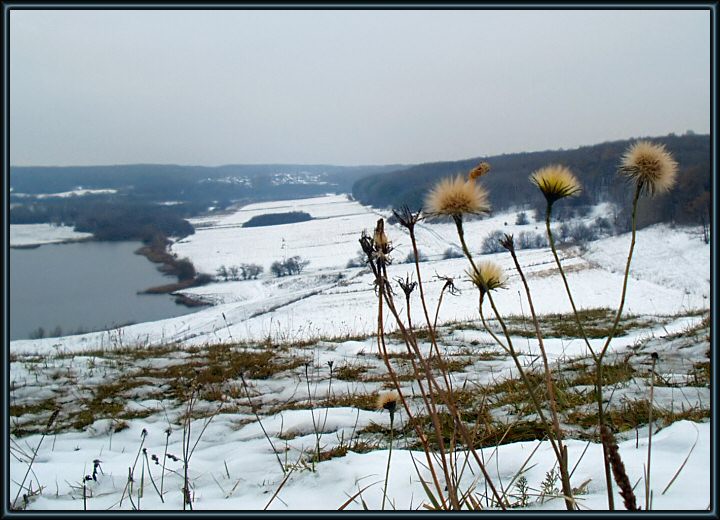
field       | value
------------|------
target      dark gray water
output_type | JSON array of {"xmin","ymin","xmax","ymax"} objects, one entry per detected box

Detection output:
[{"xmin": 10, "ymin": 240, "xmax": 199, "ymax": 341}]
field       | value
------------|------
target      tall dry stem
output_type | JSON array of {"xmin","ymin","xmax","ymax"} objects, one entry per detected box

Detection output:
[
  {"xmin": 455, "ymin": 216, "xmax": 575, "ymax": 510},
  {"xmin": 501, "ymin": 235, "xmax": 574, "ymax": 506},
  {"xmin": 593, "ymin": 183, "xmax": 642, "ymax": 508},
  {"xmin": 646, "ymin": 353, "xmax": 658, "ymax": 510},
  {"xmin": 364, "ymin": 221, "xmax": 505, "ymax": 509},
  {"xmin": 542, "ymin": 198, "xmax": 617, "ymax": 508}
]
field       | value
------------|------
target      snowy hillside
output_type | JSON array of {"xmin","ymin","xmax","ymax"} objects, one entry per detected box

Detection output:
[
  {"xmin": 9, "ymin": 194, "xmax": 711, "ymax": 511},
  {"xmin": 10, "ymin": 194, "xmax": 709, "ymax": 354}
]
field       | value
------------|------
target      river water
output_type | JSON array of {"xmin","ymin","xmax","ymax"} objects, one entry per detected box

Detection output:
[{"xmin": 9, "ymin": 240, "xmax": 199, "ymax": 341}]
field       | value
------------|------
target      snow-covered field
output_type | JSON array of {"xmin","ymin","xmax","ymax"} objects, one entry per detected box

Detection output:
[
  {"xmin": 9, "ymin": 194, "xmax": 711, "ymax": 511},
  {"xmin": 10, "ymin": 224, "xmax": 94, "ymax": 247},
  {"xmin": 10, "ymin": 194, "xmax": 709, "ymax": 353}
]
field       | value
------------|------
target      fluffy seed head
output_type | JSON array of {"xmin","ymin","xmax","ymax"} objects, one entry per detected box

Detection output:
[
  {"xmin": 469, "ymin": 162, "xmax": 491, "ymax": 180},
  {"xmin": 468, "ymin": 261, "xmax": 507, "ymax": 295},
  {"xmin": 425, "ymin": 175, "xmax": 491, "ymax": 217},
  {"xmin": 620, "ymin": 141, "xmax": 678, "ymax": 196},
  {"xmin": 377, "ymin": 390, "xmax": 400, "ymax": 413},
  {"xmin": 530, "ymin": 165, "xmax": 581, "ymax": 205}
]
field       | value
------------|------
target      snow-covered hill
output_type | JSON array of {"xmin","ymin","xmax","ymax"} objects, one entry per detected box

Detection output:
[
  {"xmin": 10, "ymin": 194, "xmax": 709, "ymax": 355},
  {"xmin": 9, "ymin": 194, "xmax": 711, "ymax": 511}
]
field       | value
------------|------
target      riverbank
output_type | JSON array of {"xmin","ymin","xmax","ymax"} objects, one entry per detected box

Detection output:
[
  {"xmin": 10, "ymin": 222, "xmax": 211, "ymax": 309},
  {"xmin": 9, "ymin": 223, "xmax": 94, "ymax": 248},
  {"xmin": 11, "ymin": 237, "xmax": 95, "ymax": 249},
  {"xmin": 134, "ymin": 236, "xmax": 213, "ymax": 307},
  {"xmin": 10, "ymin": 239, "xmax": 202, "ymax": 341}
]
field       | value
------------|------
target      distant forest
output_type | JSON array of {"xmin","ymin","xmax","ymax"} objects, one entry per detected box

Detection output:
[
  {"xmin": 352, "ymin": 134, "xmax": 711, "ymax": 231},
  {"xmin": 243, "ymin": 212, "xmax": 313, "ymax": 228},
  {"xmin": 10, "ymin": 163, "xmax": 404, "ymax": 206},
  {"xmin": 9, "ymin": 163, "xmax": 402, "ymax": 242},
  {"xmin": 10, "ymin": 195, "xmax": 195, "ymax": 241},
  {"xmin": 9, "ymin": 135, "xmax": 710, "ymax": 243}
]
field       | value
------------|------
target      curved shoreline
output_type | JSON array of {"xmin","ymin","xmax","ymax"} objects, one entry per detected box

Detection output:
[
  {"xmin": 10, "ymin": 224, "xmax": 211, "ymax": 309},
  {"xmin": 10, "ymin": 235, "xmax": 95, "ymax": 249},
  {"xmin": 10, "ymin": 237, "xmax": 205, "ymax": 341},
  {"xmin": 134, "ymin": 239, "xmax": 213, "ymax": 308}
]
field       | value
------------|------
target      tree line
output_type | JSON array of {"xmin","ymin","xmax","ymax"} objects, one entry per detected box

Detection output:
[
  {"xmin": 216, "ymin": 264, "xmax": 264, "ymax": 281},
  {"xmin": 242, "ymin": 211, "xmax": 313, "ymax": 227},
  {"xmin": 10, "ymin": 163, "xmax": 404, "ymax": 208},
  {"xmin": 10, "ymin": 195, "xmax": 195, "ymax": 242},
  {"xmin": 352, "ymin": 133, "xmax": 710, "ymax": 232}
]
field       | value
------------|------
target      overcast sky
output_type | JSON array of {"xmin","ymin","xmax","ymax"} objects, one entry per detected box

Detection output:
[{"xmin": 9, "ymin": 9, "xmax": 711, "ymax": 167}]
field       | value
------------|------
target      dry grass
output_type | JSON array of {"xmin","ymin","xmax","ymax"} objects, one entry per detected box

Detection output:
[
  {"xmin": 10, "ymin": 313, "xmax": 709, "ymax": 470},
  {"xmin": 567, "ymin": 398, "xmax": 710, "ymax": 434}
]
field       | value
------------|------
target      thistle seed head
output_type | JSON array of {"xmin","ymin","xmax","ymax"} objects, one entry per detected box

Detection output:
[
  {"xmin": 530, "ymin": 165, "xmax": 582, "ymax": 205},
  {"xmin": 376, "ymin": 390, "xmax": 400, "ymax": 414},
  {"xmin": 468, "ymin": 261, "xmax": 508, "ymax": 295},
  {"xmin": 425, "ymin": 175, "xmax": 491, "ymax": 218},
  {"xmin": 619, "ymin": 140, "xmax": 678, "ymax": 196}
]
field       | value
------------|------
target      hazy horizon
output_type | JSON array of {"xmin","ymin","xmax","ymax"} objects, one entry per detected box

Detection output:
[
  {"xmin": 10, "ymin": 9, "xmax": 711, "ymax": 167},
  {"xmin": 9, "ymin": 130, "xmax": 708, "ymax": 169}
]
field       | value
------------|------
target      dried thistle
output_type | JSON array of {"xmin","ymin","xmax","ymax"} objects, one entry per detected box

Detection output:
[
  {"xmin": 530, "ymin": 165, "xmax": 582, "ymax": 205},
  {"xmin": 619, "ymin": 141, "xmax": 678, "ymax": 196},
  {"xmin": 435, "ymin": 273, "xmax": 461, "ymax": 296},
  {"xmin": 374, "ymin": 218, "xmax": 389, "ymax": 249},
  {"xmin": 469, "ymin": 161, "xmax": 491, "ymax": 180},
  {"xmin": 425, "ymin": 175, "xmax": 491, "ymax": 218},
  {"xmin": 377, "ymin": 390, "xmax": 400, "ymax": 417},
  {"xmin": 468, "ymin": 261, "xmax": 508, "ymax": 296},
  {"xmin": 392, "ymin": 205, "xmax": 423, "ymax": 231},
  {"xmin": 359, "ymin": 230, "xmax": 375, "ymax": 259},
  {"xmin": 499, "ymin": 233, "xmax": 515, "ymax": 253},
  {"xmin": 367, "ymin": 219, "xmax": 393, "ymax": 264},
  {"xmin": 396, "ymin": 275, "xmax": 417, "ymax": 298}
]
